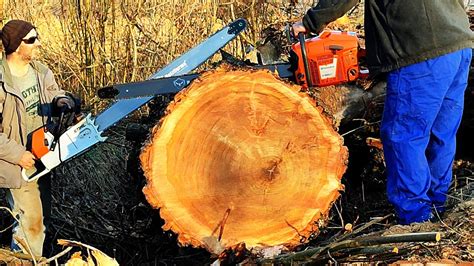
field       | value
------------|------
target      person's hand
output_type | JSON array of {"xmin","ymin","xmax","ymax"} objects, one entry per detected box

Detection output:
[
  {"xmin": 55, "ymin": 96, "xmax": 75, "ymax": 112},
  {"xmin": 18, "ymin": 151, "xmax": 36, "ymax": 169},
  {"xmin": 292, "ymin": 21, "xmax": 307, "ymax": 37}
]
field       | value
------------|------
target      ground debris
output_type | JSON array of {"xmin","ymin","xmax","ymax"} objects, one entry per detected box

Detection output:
[{"xmin": 250, "ymin": 180, "xmax": 474, "ymax": 265}]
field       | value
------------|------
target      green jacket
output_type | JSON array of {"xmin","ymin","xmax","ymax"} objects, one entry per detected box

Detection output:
[
  {"xmin": 0, "ymin": 54, "xmax": 64, "ymax": 188},
  {"xmin": 303, "ymin": 0, "xmax": 474, "ymax": 75}
]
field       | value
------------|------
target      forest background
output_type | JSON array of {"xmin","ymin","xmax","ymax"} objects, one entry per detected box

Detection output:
[{"xmin": 1, "ymin": 0, "xmax": 317, "ymax": 111}]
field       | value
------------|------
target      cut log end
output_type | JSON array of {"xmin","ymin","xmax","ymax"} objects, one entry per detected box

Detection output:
[{"xmin": 140, "ymin": 67, "xmax": 348, "ymax": 253}]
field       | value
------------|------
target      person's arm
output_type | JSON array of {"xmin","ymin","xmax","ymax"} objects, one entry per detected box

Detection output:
[
  {"xmin": 0, "ymin": 133, "xmax": 28, "ymax": 165},
  {"xmin": 0, "ymin": 131, "xmax": 34, "ymax": 169},
  {"xmin": 0, "ymin": 89, "xmax": 27, "ymax": 165},
  {"xmin": 43, "ymin": 67, "xmax": 66, "ymax": 98},
  {"xmin": 42, "ymin": 67, "xmax": 81, "ymax": 116},
  {"xmin": 0, "ymin": 101, "xmax": 34, "ymax": 169},
  {"xmin": 294, "ymin": 0, "xmax": 359, "ymax": 35}
]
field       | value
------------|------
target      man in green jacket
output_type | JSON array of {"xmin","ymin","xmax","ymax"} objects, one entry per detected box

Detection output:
[
  {"xmin": 0, "ymin": 19, "xmax": 75, "ymax": 256},
  {"xmin": 293, "ymin": 1, "xmax": 473, "ymax": 224}
]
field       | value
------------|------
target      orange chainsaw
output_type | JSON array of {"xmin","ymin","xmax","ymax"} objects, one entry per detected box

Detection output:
[
  {"xmin": 290, "ymin": 31, "xmax": 368, "ymax": 89},
  {"xmin": 98, "ymin": 29, "xmax": 369, "ymax": 101}
]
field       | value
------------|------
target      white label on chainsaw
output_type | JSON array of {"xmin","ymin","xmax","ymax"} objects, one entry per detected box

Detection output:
[{"xmin": 319, "ymin": 58, "xmax": 338, "ymax": 79}]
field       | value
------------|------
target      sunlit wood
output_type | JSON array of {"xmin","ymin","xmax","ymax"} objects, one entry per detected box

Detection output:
[{"xmin": 141, "ymin": 67, "xmax": 348, "ymax": 253}]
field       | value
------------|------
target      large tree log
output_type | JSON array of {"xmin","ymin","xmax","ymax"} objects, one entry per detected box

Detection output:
[{"xmin": 140, "ymin": 67, "xmax": 349, "ymax": 253}]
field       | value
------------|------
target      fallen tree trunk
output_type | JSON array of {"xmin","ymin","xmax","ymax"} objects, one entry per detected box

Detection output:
[{"xmin": 140, "ymin": 67, "xmax": 352, "ymax": 253}]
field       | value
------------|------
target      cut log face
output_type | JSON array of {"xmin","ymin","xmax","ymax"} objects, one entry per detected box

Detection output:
[{"xmin": 140, "ymin": 67, "xmax": 348, "ymax": 253}]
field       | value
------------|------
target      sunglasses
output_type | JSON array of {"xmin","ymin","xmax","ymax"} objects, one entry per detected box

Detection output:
[{"xmin": 22, "ymin": 36, "xmax": 39, "ymax": 44}]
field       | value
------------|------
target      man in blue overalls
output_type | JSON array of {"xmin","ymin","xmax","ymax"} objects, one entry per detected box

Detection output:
[{"xmin": 293, "ymin": 0, "xmax": 473, "ymax": 224}]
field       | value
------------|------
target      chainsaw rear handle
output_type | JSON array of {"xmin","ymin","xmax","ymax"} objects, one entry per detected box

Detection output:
[
  {"xmin": 298, "ymin": 33, "xmax": 313, "ymax": 88},
  {"xmin": 21, "ymin": 114, "xmax": 106, "ymax": 183},
  {"xmin": 21, "ymin": 160, "xmax": 50, "ymax": 182}
]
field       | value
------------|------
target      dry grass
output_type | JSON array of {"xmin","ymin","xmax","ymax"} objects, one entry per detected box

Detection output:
[{"xmin": 2, "ymin": 0, "xmax": 314, "ymax": 112}]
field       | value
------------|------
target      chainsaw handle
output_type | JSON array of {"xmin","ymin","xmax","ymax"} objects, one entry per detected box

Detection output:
[
  {"xmin": 298, "ymin": 33, "xmax": 313, "ymax": 88},
  {"xmin": 285, "ymin": 23, "xmax": 298, "ymax": 43},
  {"xmin": 21, "ymin": 160, "xmax": 50, "ymax": 182}
]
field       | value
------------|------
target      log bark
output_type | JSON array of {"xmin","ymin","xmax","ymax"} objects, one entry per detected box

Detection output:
[
  {"xmin": 140, "ymin": 67, "xmax": 349, "ymax": 253},
  {"xmin": 311, "ymin": 79, "xmax": 386, "ymax": 128}
]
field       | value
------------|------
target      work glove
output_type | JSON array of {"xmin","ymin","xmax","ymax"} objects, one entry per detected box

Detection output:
[
  {"xmin": 50, "ymin": 93, "xmax": 83, "ymax": 136},
  {"xmin": 55, "ymin": 96, "xmax": 75, "ymax": 111},
  {"xmin": 52, "ymin": 93, "xmax": 82, "ymax": 116}
]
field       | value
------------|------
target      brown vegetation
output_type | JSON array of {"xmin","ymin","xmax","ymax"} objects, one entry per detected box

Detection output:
[{"xmin": 1, "ymin": 0, "xmax": 315, "ymax": 111}]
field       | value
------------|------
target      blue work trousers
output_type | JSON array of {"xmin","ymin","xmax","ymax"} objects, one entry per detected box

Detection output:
[{"xmin": 381, "ymin": 48, "xmax": 472, "ymax": 225}]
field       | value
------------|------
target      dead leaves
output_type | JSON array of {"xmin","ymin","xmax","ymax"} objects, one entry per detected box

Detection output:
[{"xmin": 58, "ymin": 239, "xmax": 119, "ymax": 266}]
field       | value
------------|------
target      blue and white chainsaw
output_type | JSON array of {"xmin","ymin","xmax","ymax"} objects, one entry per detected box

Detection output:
[{"xmin": 23, "ymin": 18, "xmax": 247, "ymax": 182}]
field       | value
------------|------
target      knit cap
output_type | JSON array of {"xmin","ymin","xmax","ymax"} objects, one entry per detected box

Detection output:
[{"xmin": 0, "ymin": 20, "xmax": 35, "ymax": 55}]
